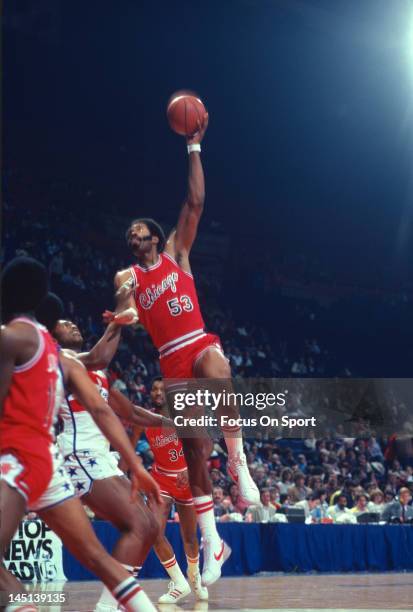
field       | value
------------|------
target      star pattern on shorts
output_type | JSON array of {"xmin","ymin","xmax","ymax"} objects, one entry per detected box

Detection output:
[
  {"xmin": 63, "ymin": 483, "xmax": 72, "ymax": 491},
  {"xmin": 88, "ymin": 458, "xmax": 97, "ymax": 467},
  {"xmin": 58, "ymin": 468, "xmax": 65, "ymax": 477},
  {"xmin": 76, "ymin": 482, "xmax": 85, "ymax": 491},
  {"xmin": 83, "ymin": 451, "xmax": 90, "ymax": 456},
  {"xmin": 68, "ymin": 467, "xmax": 78, "ymax": 477}
]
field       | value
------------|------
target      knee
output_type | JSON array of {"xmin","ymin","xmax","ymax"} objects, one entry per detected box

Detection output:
[{"xmin": 129, "ymin": 506, "xmax": 159, "ymax": 545}]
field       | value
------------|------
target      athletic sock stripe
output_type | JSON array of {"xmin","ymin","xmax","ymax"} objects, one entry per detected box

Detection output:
[
  {"xmin": 163, "ymin": 560, "xmax": 177, "ymax": 569},
  {"xmin": 194, "ymin": 500, "xmax": 213, "ymax": 509},
  {"xmin": 195, "ymin": 504, "xmax": 214, "ymax": 512},
  {"xmin": 119, "ymin": 585, "xmax": 142, "ymax": 604},
  {"xmin": 194, "ymin": 501, "xmax": 214, "ymax": 509},
  {"xmin": 113, "ymin": 578, "xmax": 140, "ymax": 599},
  {"xmin": 196, "ymin": 506, "xmax": 214, "ymax": 515}
]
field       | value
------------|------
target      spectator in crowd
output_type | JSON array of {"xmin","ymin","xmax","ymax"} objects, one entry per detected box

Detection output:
[
  {"xmin": 224, "ymin": 483, "xmax": 250, "ymax": 516},
  {"xmin": 269, "ymin": 486, "xmax": 281, "ymax": 509},
  {"xmin": 327, "ymin": 494, "xmax": 357, "ymax": 524},
  {"xmin": 367, "ymin": 489, "xmax": 386, "ymax": 514},
  {"xmin": 247, "ymin": 489, "xmax": 278, "ymax": 523},
  {"xmin": 294, "ymin": 492, "xmax": 322, "ymax": 522},
  {"xmin": 351, "ymin": 494, "xmax": 370, "ymax": 516},
  {"xmin": 212, "ymin": 486, "xmax": 230, "ymax": 520},
  {"xmin": 288, "ymin": 472, "xmax": 311, "ymax": 502},
  {"xmin": 277, "ymin": 468, "xmax": 293, "ymax": 495},
  {"xmin": 382, "ymin": 487, "xmax": 413, "ymax": 523}
]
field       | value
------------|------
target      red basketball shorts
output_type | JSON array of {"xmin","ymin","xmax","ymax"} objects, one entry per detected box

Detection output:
[
  {"xmin": 151, "ymin": 465, "xmax": 193, "ymax": 505},
  {"xmin": 160, "ymin": 332, "xmax": 226, "ymax": 379}
]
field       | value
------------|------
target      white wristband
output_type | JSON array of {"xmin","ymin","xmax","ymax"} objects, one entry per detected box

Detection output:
[{"xmin": 187, "ymin": 143, "xmax": 201, "ymax": 154}]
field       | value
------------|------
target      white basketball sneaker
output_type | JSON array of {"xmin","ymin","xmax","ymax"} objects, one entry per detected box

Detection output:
[
  {"xmin": 228, "ymin": 451, "xmax": 260, "ymax": 505},
  {"xmin": 188, "ymin": 571, "xmax": 209, "ymax": 600},
  {"xmin": 201, "ymin": 538, "xmax": 231, "ymax": 586},
  {"xmin": 158, "ymin": 580, "xmax": 191, "ymax": 604}
]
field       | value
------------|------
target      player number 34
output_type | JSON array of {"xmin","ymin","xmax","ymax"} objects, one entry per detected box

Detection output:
[{"xmin": 167, "ymin": 295, "xmax": 193, "ymax": 316}]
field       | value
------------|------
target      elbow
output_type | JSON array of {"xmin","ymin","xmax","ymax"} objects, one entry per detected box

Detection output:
[{"xmin": 187, "ymin": 193, "xmax": 205, "ymax": 210}]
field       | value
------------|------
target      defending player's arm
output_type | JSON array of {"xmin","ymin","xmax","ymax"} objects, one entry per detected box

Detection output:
[
  {"xmin": 60, "ymin": 352, "xmax": 161, "ymax": 503},
  {"xmin": 165, "ymin": 113, "xmax": 209, "ymax": 268},
  {"xmin": 109, "ymin": 386, "xmax": 174, "ymax": 429},
  {"xmin": 118, "ymin": 424, "xmax": 145, "ymax": 475},
  {"xmin": 75, "ymin": 322, "xmax": 122, "ymax": 370}
]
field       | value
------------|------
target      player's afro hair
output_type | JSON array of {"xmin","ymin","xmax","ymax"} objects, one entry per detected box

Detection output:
[
  {"xmin": 1, "ymin": 257, "xmax": 48, "ymax": 323},
  {"xmin": 126, "ymin": 218, "xmax": 166, "ymax": 253},
  {"xmin": 36, "ymin": 292, "xmax": 64, "ymax": 332}
]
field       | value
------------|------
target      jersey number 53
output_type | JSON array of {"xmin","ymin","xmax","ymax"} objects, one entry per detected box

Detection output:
[{"xmin": 167, "ymin": 295, "xmax": 194, "ymax": 316}]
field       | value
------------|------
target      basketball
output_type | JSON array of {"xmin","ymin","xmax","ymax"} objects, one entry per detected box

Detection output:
[{"xmin": 167, "ymin": 91, "xmax": 206, "ymax": 137}]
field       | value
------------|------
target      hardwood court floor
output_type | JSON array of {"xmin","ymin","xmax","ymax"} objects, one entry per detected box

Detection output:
[{"xmin": 28, "ymin": 573, "xmax": 413, "ymax": 611}]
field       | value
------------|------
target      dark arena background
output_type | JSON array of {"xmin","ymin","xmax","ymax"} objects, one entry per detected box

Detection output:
[{"xmin": 2, "ymin": 1, "xmax": 413, "ymax": 611}]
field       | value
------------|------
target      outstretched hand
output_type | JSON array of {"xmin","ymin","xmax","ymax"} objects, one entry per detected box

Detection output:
[
  {"xmin": 187, "ymin": 112, "xmax": 209, "ymax": 145},
  {"xmin": 102, "ymin": 308, "xmax": 139, "ymax": 326},
  {"xmin": 130, "ymin": 461, "xmax": 163, "ymax": 506}
]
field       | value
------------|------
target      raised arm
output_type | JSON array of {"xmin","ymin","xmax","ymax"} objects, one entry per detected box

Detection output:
[
  {"xmin": 76, "ymin": 322, "xmax": 122, "ymax": 370},
  {"xmin": 165, "ymin": 113, "xmax": 209, "ymax": 267}
]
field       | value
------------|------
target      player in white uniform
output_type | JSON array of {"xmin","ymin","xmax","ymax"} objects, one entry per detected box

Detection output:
[{"xmin": 37, "ymin": 294, "xmax": 172, "ymax": 612}]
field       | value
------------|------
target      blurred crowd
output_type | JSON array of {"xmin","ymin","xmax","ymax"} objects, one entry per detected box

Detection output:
[{"xmin": 3, "ymin": 187, "xmax": 413, "ymax": 525}]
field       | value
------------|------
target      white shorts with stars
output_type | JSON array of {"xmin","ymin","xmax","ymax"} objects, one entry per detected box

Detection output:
[
  {"xmin": 63, "ymin": 450, "xmax": 125, "ymax": 498},
  {"xmin": 29, "ymin": 444, "xmax": 75, "ymax": 512}
]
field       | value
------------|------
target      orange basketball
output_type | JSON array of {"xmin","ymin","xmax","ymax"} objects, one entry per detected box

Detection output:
[{"xmin": 167, "ymin": 91, "xmax": 206, "ymax": 137}]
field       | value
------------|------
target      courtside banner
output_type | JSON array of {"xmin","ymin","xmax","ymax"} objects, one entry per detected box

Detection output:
[
  {"xmin": 4, "ymin": 519, "xmax": 67, "ymax": 582},
  {"xmin": 162, "ymin": 378, "xmax": 413, "ymax": 439}
]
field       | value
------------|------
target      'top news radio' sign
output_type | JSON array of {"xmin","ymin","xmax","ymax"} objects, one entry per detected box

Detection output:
[{"xmin": 4, "ymin": 520, "xmax": 66, "ymax": 582}]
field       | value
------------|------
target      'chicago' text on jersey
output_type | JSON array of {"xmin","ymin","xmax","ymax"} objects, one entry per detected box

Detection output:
[{"xmin": 139, "ymin": 272, "xmax": 179, "ymax": 310}]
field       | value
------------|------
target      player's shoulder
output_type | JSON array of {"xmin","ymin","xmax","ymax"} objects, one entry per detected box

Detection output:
[
  {"xmin": 114, "ymin": 267, "xmax": 134, "ymax": 288},
  {"xmin": 60, "ymin": 349, "xmax": 87, "ymax": 371},
  {"xmin": 1, "ymin": 321, "xmax": 38, "ymax": 351}
]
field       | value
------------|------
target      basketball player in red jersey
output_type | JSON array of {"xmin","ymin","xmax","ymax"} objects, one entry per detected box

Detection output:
[
  {"xmin": 128, "ymin": 378, "xmax": 208, "ymax": 604},
  {"xmin": 108, "ymin": 114, "xmax": 259, "ymax": 585},
  {"xmin": 0, "ymin": 260, "xmax": 159, "ymax": 612}
]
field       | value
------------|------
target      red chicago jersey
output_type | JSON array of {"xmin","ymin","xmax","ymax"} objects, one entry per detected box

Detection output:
[
  {"xmin": 129, "ymin": 252, "xmax": 205, "ymax": 354},
  {"xmin": 1, "ymin": 318, "xmax": 62, "ymax": 454},
  {"xmin": 145, "ymin": 425, "xmax": 187, "ymax": 473}
]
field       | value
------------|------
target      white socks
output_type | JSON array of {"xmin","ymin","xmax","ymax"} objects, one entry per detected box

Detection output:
[
  {"xmin": 112, "ymin": 576, "xmax": 155, "ymax": 611},
  {"xmin": 161, "ymin": 555, "xmax": 187, "ymax": 585},
  {"xmin": 194, "ymin": 495, "xmax": 220, "ymax": 542},
  {"xmin": 98, "ymin": 563, "xmax": 140, "ymax": 609},
  {"xmin": 186, "ymin": 554, "xmax": 201, "ymax": 578}
]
